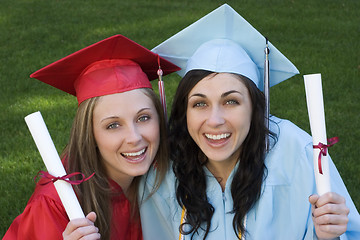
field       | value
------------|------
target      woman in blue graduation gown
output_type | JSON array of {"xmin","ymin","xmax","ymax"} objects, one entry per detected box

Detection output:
[{"xmin": 139, "ymin": 4, "xmax": 360, "ymax": 240}]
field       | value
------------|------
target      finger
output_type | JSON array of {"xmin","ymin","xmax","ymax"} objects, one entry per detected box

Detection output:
[
  {"xmin": 313, "ymin": 202, "xmax": 350, "ymax": 218},
  {"xmin": 78, "ymin": 232, "xmax": 101, "ymax": 240},
  {"xmin": 313, "ymin": 213, "xmax": 349, "ymax": 226},
  {"xmin": 86, "ymin": 212, "xmax": 97, "ymax": 223},
  {"xmin": 63, "ymin": 225, "xmax": 100, "ymax": 240},
  {"xmin": 315, "ymin": 192, "xmax": 346, "ymax": 207},
  {"xmin": 309, "ymin": 194, "xmax": 319, "ymax": 218},
  {"xmin": 73, "ymin": 226, "xmax": 100, "ymax": 239},
  {"xmin": 309, "ymin": 194, "xmax": 320, "ymax": 206},
  {"xmin": 63, "ymin": 218, "xmax": 94, "ymax": 236},
  {"xmin": 316, "ymin": 222, "xmax": 348, "ymax": 236}
]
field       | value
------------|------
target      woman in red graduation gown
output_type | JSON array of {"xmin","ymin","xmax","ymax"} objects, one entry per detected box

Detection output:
[{"xmin": 3, "ymin": 34, "xmax": 179, "ymax": 240}]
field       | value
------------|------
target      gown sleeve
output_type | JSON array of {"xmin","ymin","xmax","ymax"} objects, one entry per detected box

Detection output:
[{"xmin": 3, "ymin": 182, "xmax": 69, "ymax": 240}]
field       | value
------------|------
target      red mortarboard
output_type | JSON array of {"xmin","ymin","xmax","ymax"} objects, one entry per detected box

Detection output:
[{"xmin": 30, "ymin": 35, "xmax": 180, "ymax": 104}]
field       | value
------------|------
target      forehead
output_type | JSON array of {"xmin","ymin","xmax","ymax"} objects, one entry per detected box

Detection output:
[
  {"xmin": 93, "ymin": 89, "xmax": 156, "ymax": 117},
  {"xmin": 189, "ymin": 73, "xmax": 248, "ymax": 96}
]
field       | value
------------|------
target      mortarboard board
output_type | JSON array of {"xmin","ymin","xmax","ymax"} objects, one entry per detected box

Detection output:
[
  {"xmin": 151, "ymin": 4, "xmax": 299, "ymax": 91},
  {"xmin": 30, "ymin": 34, "xmax": 180, "ymax": 104}
]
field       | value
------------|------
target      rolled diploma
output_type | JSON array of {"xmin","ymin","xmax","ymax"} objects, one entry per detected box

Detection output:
[
  {"xmin": 25, "ymin": 111, "xmax": 85, "ymax": 220},
  {"xmin": 304, "ymin": 73, "xmax": 331, "ymax": 196}
]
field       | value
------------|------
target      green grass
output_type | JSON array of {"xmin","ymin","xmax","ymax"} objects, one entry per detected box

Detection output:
[{"xmin": 1, "ymin": 0, "xmax": 359, "ymax": 237}]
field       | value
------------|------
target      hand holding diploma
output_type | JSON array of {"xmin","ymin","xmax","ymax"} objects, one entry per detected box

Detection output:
[
  {"xmin": 309, "ymin": 193, "xmax": 349, "ymax": 239},
  {"xmin": 25, "ymin": 111, "xmax": 85, "ymax": 220},
  {"xmin": 304, "ymin": 74, "xmax": 349, "ymax": 238},
  {"xmin": 63, "ymin": 212, "xmax": 100, "ymax": 240}
]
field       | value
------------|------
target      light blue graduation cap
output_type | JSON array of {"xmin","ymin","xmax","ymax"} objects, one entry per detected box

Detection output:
[{"xmin": 152, "ymin": 3, "xmax": 299, "ymax": 91}]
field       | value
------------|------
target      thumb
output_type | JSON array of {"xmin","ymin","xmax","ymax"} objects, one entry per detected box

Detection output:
[
  {"xmin": 309, "ymin": 194, "xmax": 320, "ymax": 206},
  {"xmin": 86, "ymin": 211, "xmax": 97, "ymax": 223}
]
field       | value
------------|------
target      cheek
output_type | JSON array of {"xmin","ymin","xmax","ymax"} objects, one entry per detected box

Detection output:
[
  {"xmin": 147, "ymin": 121, "xmax": 161, "ymax": 146},
  {"xmin": 227, "ymin": 106, "xmax": 252, "ymax": 131},
  {"xmin": 93, "ymin": 128, "xmax": 103, "ymax": 149},
  {"xmin": 93, "ymin": 127, "xmax": 120, "ymax": 155},
  {"xmin": 238, "ymin": 110, "xmax": 252, "ymax": 136},
  {"xmin": 186, "ymin": 114, "xmax": 204, "ymax": 145},
  {"xmin": 148, "ymin": 124, "xmax": 161, "ymax": 159},
  {"xmin": 96, "ymin": 134, "xmax": 118, "ymax": 154},
  {"xmin": 186, "ymin": 111, "xmax": 197, "ymax": 136},
  {"xmin": 153, "ymin": 126, "xmax": 161, "ymax": 146},
  {"xmin": 186, "ymin": 107, "xmax": 199, "ymax": 127}
]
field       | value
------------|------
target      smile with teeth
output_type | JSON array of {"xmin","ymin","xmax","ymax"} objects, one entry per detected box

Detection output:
[
  {"xmin": 205, "ymin": 133, "xmax": 230, "ymax": 140},
  {"xmin": 122, "ymin": 148, "xmax": 146, "ymax": 157}
]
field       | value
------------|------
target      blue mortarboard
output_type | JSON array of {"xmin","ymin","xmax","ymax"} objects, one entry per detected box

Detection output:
[{"xmin": 152, "ymin": 4, "xmax": 299, "ymax": 91}]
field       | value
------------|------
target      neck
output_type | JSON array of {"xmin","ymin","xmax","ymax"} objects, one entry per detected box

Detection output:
[
  {"xmin": 206, "ymin": 159, "xmax": 237, "ymax": 191},
  {"xmin": 112, "ymin": 176, "xmax": 134, "ymax": 197}
]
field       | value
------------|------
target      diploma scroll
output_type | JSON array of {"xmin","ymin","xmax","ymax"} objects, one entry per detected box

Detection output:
[
  {"xmin": 25, "ymin": 111, "xmax": 85, "ymax": 220},
  {"xmin": 304, "ymin": 73, "xmax": 331, "ymax": 196}
]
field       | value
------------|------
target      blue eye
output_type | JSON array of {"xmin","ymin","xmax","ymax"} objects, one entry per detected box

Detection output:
[
  {"xmin": 107, "ymin": 122, "xmax": 120, "ymax": 129},
  {"xmin": 225, "ymin": 100, "xmax": 239, "ymax": 105},
  {"xmin": 193, "ymin": 102, "xmax": 207, "ymax": 108},
  {"xmin": 138, "ymin": 115, "xmax": 150, "ymax": 122}
]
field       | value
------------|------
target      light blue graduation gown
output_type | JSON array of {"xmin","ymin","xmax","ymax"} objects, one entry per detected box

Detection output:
[{"xmin": 139, "ymin": 117, "xmax": 360, "ymax": 240}]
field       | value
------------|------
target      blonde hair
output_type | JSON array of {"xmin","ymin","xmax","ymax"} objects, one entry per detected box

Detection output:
[{"xmin": 61, "ymin": 88, "xmax": 168, "ymax": 240}]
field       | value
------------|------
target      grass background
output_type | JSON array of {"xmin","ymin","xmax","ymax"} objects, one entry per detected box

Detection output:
[{"xmin": 0, "ymin": 0, "xmax": 359, "ymax": 237}]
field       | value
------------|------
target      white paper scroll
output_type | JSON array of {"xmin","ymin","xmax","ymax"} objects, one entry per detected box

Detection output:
[
  {"xmin": 25, "ymin": 111, "xmax": 85, "ymax": 220},
  {"xmin": 304, "ymin": 73, "xmax": 331, "ymax": 196}
]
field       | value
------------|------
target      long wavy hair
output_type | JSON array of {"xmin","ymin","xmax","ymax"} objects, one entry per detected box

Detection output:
[
  {"xmin": 168, "ymin": 70, "xmax": 273, "ymax": 239},
  {"xmin": 61, "ymin": 88, "xmax": 168, "ymax": 240}
]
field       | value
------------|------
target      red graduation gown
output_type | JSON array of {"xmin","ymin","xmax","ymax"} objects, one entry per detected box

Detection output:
[{"xmin": 3, "ymin": 178, "xmax": 142, "ymax": 240}]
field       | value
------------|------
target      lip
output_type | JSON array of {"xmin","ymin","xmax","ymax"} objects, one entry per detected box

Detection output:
[
  {"xmin": 203, "ymin": 132, "xmax": 231, "ymax": 147},
  {"xmin": 121, "ymin": 147, "xmax": 147, "ymax": 163}
]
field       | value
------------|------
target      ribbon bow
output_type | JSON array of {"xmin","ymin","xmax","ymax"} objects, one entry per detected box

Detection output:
[
  {"xmin": 313, "ymin": 137, "xmax": 339, "ymax": 174},
  {"xmin": 34, "ymin": 170, "xmax": 95, "ymax": 185}
]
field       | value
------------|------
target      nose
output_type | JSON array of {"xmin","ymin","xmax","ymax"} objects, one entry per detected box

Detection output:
[
  {"xmin": 206, "ymin": 106, "xmax": 225, "ymax": 127},
  {"xmin": 125, "ymin": 124, "xmax": 142, "ymax": 145}
]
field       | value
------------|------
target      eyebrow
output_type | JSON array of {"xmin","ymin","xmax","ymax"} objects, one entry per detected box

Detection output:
[
  {"xmin": 221, "ymin": 90, "xmax": 243, "ymax": 98},
  {"xmin": 188, "ymin": 93, "xmax": 206, "ymax": 99},
  {"xmin": 188, "ymin": 90, "xmax": 243, "ymax": 100},
  {"xmin": 100, "ymin": 107, "xmax": 151, "ymax": 122}
]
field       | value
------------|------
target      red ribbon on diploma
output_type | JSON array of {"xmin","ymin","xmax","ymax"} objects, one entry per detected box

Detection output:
[
  {"xmin": 34, "ymin": 171, "xmax": 95, "ymax": 185},
  {"xmin": 313, "ymin": 137, "xmax": 339, "ymax": 174}
]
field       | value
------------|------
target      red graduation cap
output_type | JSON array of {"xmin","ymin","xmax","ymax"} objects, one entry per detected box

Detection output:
[{"xmin": 30, "ymin": 34, "xmax": 180, "ymax": 104}]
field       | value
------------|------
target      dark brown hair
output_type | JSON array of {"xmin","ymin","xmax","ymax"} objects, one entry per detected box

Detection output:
[{"xmin": 168, "ymin": 70, "xmax": 272, "ymax": 239}]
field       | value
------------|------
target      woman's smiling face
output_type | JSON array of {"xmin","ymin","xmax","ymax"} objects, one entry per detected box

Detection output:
[
  {"xmin": 92, "ymin": 89, "xmax": 160, "ymax": 189},
  {"xmin": 186, "ymin": 73, "xmax": 252, "ymax": 168}
]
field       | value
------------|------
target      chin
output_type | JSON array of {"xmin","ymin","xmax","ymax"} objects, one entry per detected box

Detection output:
[{"xmin": 131, "ymin": 167, "xmax": 151, "ymax": 177}]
